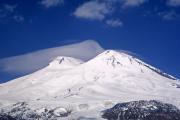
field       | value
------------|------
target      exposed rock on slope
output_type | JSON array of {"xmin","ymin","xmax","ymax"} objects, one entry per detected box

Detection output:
[
  {"xmin": 0, "ymin": 102, "xmax": 72, "ymax": 120},
  {"xmin": 102, "ymin": 100, "xmax": 180, "ymax": 120}
]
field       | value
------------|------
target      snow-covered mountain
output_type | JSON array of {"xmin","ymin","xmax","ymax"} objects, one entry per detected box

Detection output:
[{"xmin": 0, "ymin": 50, "xmax": 180, "ymax": 119}]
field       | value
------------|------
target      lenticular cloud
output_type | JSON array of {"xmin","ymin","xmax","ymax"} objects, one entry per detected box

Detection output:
[{"xmin": 0, "ymin": 40, "xmax": 104, "ymax": 75}]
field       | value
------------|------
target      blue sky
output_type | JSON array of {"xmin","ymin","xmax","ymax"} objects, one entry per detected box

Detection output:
[{"xmin": 0, "ymin": 0, "xmax": 180, "ymax": 82}]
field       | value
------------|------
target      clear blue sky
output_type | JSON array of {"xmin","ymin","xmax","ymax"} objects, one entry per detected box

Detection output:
[{"xmin": 0, "ymin": 0, "xmax": 180, "ymax": 82}]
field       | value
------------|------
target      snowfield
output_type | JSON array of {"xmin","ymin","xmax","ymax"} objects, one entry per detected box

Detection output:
[{"xmin": 0, "ymin": 50, "xmax": 180, "ymax": 119}]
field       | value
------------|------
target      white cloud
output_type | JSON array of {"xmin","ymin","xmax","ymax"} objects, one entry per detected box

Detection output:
[
  {"xmin": 73, "ymin": 0, "xmax": 147, "ymax": 25},
  {"xmin": 3, "ymin": 4, "xmax": 17, "ymax": 12},
  {"xmin": 0, "ymin": 4, "xmax": 17, "ymax": 18},
  {"xmin": 40, "ymin": 0, "xmax": 64, "ymax": 8},
  {"xmin": 73, "ymin": 1, "xmax": 112, "ymax": 21},
  {"xmin": 0, "ymin": 4, "xmax": 24, "ymax": 22},
  {"xmin": 167, "ymin": 0, "xmax": 180, "ymax": 7},
  {"xmin": 0, "ymin": 40, "xmax": 104, "ymax": 74},
  {"xmin": 159, "ymin": 11, "xmax": 179, "ymax": 20},
  {"xmin": 13, "ymin": 15, "xmax": 24, "ymax": 22},
  {"xmin": 106, "ymin": 19, "xmax": 123, "ymax": 27},
  {"xmin": 122, "ymin": 0, "xmax": 147, "ymax": 8}
]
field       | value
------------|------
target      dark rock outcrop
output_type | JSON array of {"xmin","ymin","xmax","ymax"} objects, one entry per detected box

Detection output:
[
  {"xmin": 0, "ymin": 114, "xmax": 16, "ymax": 120},
  {"xmin": 0, "ymin": 102, "xmax": 72, "ymax": 120},
  {"xmin": 101, "ymin": 100, "xmax": 180, "ymax": 120}
]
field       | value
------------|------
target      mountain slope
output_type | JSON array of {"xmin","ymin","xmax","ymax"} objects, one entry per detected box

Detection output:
[{"xmin": 0, "ymin": 50, "xmax": 180, "ymax": 119}]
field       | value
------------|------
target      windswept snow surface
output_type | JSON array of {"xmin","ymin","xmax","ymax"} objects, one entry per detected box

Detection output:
[{"xmin": 0, "ymin": 50, "xmax": 180, "ymax": 119}]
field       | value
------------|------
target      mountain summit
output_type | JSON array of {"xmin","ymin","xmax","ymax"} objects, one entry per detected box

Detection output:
[{"xmin": 48, "ymin": 56, "xmax": 84, "ymax": 69}]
